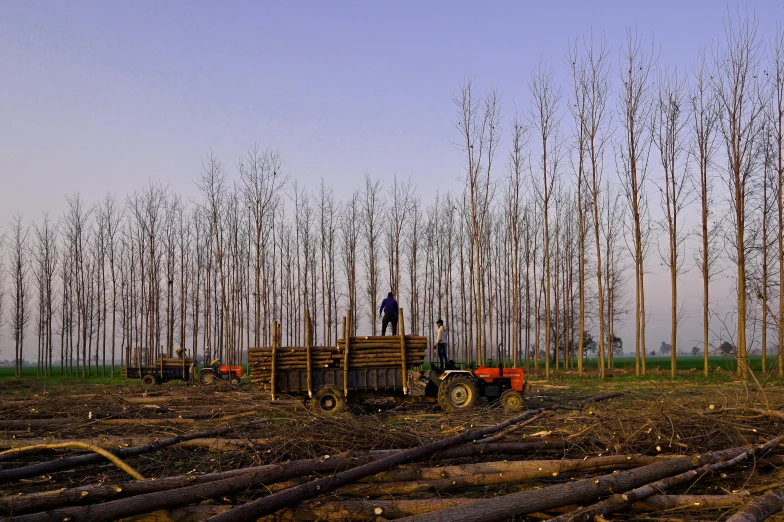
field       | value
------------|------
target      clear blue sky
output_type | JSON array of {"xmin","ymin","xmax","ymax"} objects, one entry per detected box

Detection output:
[{"xmin": 1, "ymin": 1, "xmax": 782, "ymax": 353}]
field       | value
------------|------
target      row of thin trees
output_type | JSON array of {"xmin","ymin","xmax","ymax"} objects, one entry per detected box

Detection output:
[{"xmin": 1, "ymin": 13, "xmax": 782, "ymax": 380}]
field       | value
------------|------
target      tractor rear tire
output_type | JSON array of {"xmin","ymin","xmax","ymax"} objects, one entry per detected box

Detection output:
[
  {"xmin": 313, "ymin": 388, "xmax": 346, "ymax": 414},
  {"xmin": 438, "ymin": 376, "xmax": 478, "ymax": 411},
  {"xmin": 199, "ymin": 370, "xmax": 216, "ymax": 385},
  {"xmin": 141, "ymin": 374, "xmax": 157, "ymax": 387},
  {"xmin": 500, "ymin": 390, "xmax": 525, "ymax": 411}
]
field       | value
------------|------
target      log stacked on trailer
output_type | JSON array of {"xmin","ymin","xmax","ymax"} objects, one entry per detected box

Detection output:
[
  {"xmin": 248, "ymin": 346, "xmax": 338, "ymax": 385},
  {"xmin": 335, "ymin": 336, "xmax": 428, "ymax": 368},
  {"xmin": 155, "ymin": 357, "xmax": 196, "ymax": 367}
]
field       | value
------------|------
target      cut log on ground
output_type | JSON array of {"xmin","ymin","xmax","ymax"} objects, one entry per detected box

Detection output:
[
  {"xmin": 391, "ymin": 444, "xmax": 753, "ymax": 522},
  {"xmin": 258, "ymin": 498, "xmax": 480, "ymax": 522},
  {"xmin": 725, "ymin": 485, "xmax": 784, "ymax": 522},
  {"xmin": 545, "ymin": 433, "xmax": 784, "ymax": 522}
]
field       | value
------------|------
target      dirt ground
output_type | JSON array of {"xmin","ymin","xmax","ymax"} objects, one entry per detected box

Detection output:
[{"xmin": 2, "ymin": 376, "xmax": 784, "ymax": 521}]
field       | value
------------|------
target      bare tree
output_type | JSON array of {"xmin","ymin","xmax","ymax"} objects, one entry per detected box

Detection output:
[
  {"xmin": 652, "ymin": 68, "xmax": 692, "ymax": 377},
  {"xmin": 617, "ymin": 29, "xmax": 654, "ymax": 376},
  {"xmin": 714, "ymin": 11, "xmax": 765, "ymax": 378},
  {"xmin": 340, "ymin": 190, "xmax": 361, "ymax": 335},
  {"xmin": 32, "ymin": 213, "xmax": 58, "ymax": 376},
  {"xmin": 568, "ymin": 41, "xmax": 592, "ymax": 376},
  {"xmin": 362, "ymin": 175, "xmax": 384, "ymax": 335},
  {"xmin": 770, "ymin": 26, "xmax": 784, "ymax": 376},
  {"xmin": 197, "ymin": 154, "xmax": 231, "ymax": 364},
  {"xmin": 529, "ymin": 62, "xmax": 562, "ymax": 377},
  {"xmin": 9, "ymin": 214, "xmax": 30, "ymax": 377},
  {"xmin": 690, "ymin": 49, "xmax": 721, "ymax": 377},
  {"xmin": 506, "ymin": 116, "xmax": 529, "ymax": 367},
  {"xmin": 576, "ymin": 35, "xmax": 613, "ymax": 378},
  {"xmin": 455, "ymin": 77, "xmax": 501, "ymax": 363},
  {"xmin": 240, "ymin": 146, "xmax": 286, "ymax": 349}
]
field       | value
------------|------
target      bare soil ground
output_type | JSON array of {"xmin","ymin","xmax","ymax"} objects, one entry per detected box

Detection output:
[{"xmin": 1, "ymin": 377, "xmax": 784, "ymax": 521}]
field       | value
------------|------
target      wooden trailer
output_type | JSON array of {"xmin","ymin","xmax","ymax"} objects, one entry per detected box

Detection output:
[
  {"xmin": 122, "ymin": 357, "xmax": 195, "ymax": 386},
  {"xmin": 249, "ymin": 310, "xmax": 428, "ymax": 412}
]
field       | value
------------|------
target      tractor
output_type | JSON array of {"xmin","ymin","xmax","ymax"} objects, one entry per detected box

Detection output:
[
  {"xmin": 199, "ymin": 359, "xmax": 243, "ymax": 386},
  {"xmin": 425, "ymin": 362, "xmax": 527, "ymax": 411}
]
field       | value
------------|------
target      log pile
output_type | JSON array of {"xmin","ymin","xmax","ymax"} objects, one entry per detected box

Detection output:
[
  {"xmin": 335, "ymin": 336, "xmax": 428, "ymax": 368},
  {"xmin": 155, "ymin": 357, "xmax": 195, "ymax": 367},
  {"xmin": 249, "ymin": 335, "xmax": 428, "ymax": 387},
  {"xmin": 248, "ymin": 346, "xmax": 338, "ymax": 385}
]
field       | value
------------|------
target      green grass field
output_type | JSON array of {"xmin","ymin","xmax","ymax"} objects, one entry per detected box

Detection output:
[{"xmin": 0, "ymin": 355, "xmax": 776, "ymax": 382}]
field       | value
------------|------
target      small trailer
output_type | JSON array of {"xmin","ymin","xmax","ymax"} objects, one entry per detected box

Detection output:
[{"xmin": 122, "ymin": 357, "xmax": 195, "ymax": 386}]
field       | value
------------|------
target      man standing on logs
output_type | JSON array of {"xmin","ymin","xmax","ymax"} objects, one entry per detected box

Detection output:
[
  {"xmin": 435, "ymin": 319, "xmax": 448, "ymax": 369},
  {"xmin": 379, "ymin": 292, "xmax": 399, "ymax": 335}
]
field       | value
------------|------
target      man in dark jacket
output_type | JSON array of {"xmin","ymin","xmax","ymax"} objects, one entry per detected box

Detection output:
[{"xmin": 379, "ymin": 292, "xmax": 399, "ymax": 335}]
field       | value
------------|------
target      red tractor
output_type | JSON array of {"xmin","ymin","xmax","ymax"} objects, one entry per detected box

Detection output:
[
  {"xmin": 199, "ymin": 359, "xmax": 243, "ymax": 386},
  {"xmin": 425, "ymin": 363, "xmax": 527, "ymax": 411}
]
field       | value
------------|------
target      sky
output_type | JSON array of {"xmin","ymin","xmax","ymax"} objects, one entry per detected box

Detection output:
[{"xmin": 1, "ymin": 1, "xmax": 783, "ymax": 356}]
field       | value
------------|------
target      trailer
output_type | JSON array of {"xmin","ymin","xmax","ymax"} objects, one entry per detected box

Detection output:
[
  {"xmin": 122, "ymin": 357, "xmax": 195, "ymax": 386},
  {"xmin": 250, "ymin": 310, "xmax": 427, "ymax": 412}
]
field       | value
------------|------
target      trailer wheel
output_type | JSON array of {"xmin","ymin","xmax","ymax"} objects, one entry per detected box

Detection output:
[
  {"xmin": 141, "ymin": 374, "xmax": 157, "ymax": 387},
  {"xmin": 500, "ymin": 390, "xmax": 525, "ymax": 411},
  {"xmin": 438, "ymin": 376, "xmax": 477, "ymax": 411},
  {"xmin": 313, "ymin": 388, "xmax": 346, "ymax": 414},
  {"xmin": 199, "ymin": 369, "xmax": 216, "ymax": 385}
]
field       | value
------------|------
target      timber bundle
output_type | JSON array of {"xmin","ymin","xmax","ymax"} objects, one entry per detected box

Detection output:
[
  {"xmin": 248, "ymin": 346, "xmax": 336, "ymax": 384},
  {"xmin": 248, "ymin": 335, "xmax": 428, "ymax": 387},
  {"xmin": 335, "ymin": 335, "xmax": 428, "ymax": 368}
]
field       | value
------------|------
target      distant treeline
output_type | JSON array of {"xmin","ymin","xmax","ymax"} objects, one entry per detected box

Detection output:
[{"xmin": 1, "ymin": 13, "xmax": 782, "ymax": 381}]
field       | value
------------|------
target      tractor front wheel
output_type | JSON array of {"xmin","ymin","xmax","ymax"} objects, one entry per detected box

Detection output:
[
  {"xmin": 199, "ymin": 369, "xmax": 216, "ymax": 385},
  {"xmin": 312, "ymin": 388, "xmax": 346, "ymax": 414},
  {"xmin": 229, "ymin": 376, "xmax": 240, "ymax": 386},
  {"xmin": 438, "ymin": 376, "xmax": 478, "ymax": 411},
  {"xmin": 500, "ymin": 390, "xmax": 525, "ymax": 411}
]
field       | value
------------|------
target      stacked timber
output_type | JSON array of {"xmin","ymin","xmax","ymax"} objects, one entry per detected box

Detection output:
[
  {"xmin": 248, "ymin": 346, "xmax": 340, "ymax": 385},
  {"xmin": 155, "ymin": 357, "xmax": 195, "ymax": 367},
  {"xmin": 335, "ymin": 335, "xmax": 428, "ymax": 369}
]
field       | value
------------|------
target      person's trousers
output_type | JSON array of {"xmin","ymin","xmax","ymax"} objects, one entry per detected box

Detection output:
[
  {"xmin": 437, "ymin": 343, "xmax": 447, "ymax": 368},
  {"xmin": 382, "ymin": 313, "xmax": 398, "ymax": 335}
]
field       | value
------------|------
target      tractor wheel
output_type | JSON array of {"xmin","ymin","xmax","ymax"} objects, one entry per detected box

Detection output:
[
  {"xmin": 229, "ymin": 376, "xmax": 240, "ymax": 386},
  {"xmin": 141, "ymin": 374, "xmax": 157, "ymax": 387},
  {"xmin": 500, "ymin": 390, "xmax": 525, "ymax": 411},
  {"xmin": 199, "ymin": 369, "xmax": 216, "ymax": 385},
  {"xmin": 438, "ymin": 376, "xmax": 478, "ymax": 411},
  {"xmin": 312, "ymin": 388, "xmax": 346, "ymax": 414}
]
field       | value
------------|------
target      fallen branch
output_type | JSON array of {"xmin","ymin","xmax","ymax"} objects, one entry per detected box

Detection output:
[
  {"xmin": 0, "ymin": 442, "xmax": 144, "ymax": 480},
  {"xmin": 0, "ymin": 426, "xmax": 248, "ymax": 484},
  {"xmin": 581, "ymin": 392, "xmax": 626, "ymax": 405}
]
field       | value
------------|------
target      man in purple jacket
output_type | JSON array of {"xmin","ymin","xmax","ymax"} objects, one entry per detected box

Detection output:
[{"xmin": 379, "ymin": 292, "xmax": 399, "ymax": 335}]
